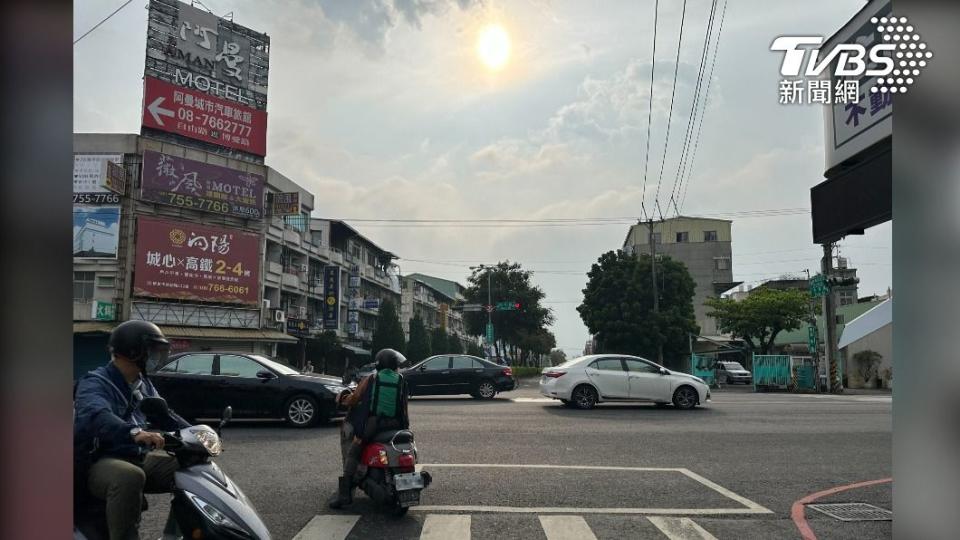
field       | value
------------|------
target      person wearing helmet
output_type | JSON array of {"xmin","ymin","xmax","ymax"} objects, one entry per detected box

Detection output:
[
  {"xmin": 74, "ymin": 320, "xmax": 191, "ymax": 540},
  {"xmin": 328, "ymin": 348, "xmax": 410, "ymax": 509}
]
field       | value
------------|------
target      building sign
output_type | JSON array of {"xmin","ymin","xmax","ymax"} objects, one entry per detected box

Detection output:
[
  {"xmin": 74, "ymin": 154, "xmax": 124, "ymax": 196},
  {"xmin": 145, "ymin": 0, "xmax": 269, "ymax": 111},
  {"xmin": 91, "ymin": 301, "xmax": 117, "ymax": 322},
  {"xmin": 348, "ymin": 322, "xmax": 359, "ymax": 335},
  {"xmin": 73, "ymin": 206, "xmax": 120, "ymax": 259},
  {"xmin": 133, "ymin": 217, "xmax": 260, "ymax": 306},
  {"xmin": 142, "ymin": 76, "xmax": 268, "ymax": 156},
  {"xmin": 141, "ymin": 150, "xmax": 265, "ymax": 218},
  {"xmin": 362, "ymin": 298, "xmax": 381, "ymax": 310},
  {"xmin": 104, "ymin": 161, "xmax": 126, "ymax": 195},
  {"xmin": 347, "ymin": 311, "xmax": 359, "ymax": 323},
  {"xmin": 286, "ymin": 317, "xmax": 309, "ymax": 337},
  {"xmin": 270, "ymin": 192, "xmax": 300, "ymax": 216},
  {"xmin": 323, "ymin": 266, "xmax": 340, "ymax": 329},
  {"xmin": 348, "ymin": 276, "xmax": 361, "ymax": 288}
]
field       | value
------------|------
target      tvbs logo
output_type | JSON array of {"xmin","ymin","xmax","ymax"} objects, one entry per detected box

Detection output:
[{"xmin": 772, "ymin": 15, "xmax": 932, "ymax": 97}]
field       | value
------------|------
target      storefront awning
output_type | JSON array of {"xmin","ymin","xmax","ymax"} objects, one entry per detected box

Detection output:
[
  {"xmin": 341, "ymin": 344, "xmax": 372, "ymax": 356},
  {"xmin": 72, "ymin": 322, "xmax": 297, "ymax": 343}
]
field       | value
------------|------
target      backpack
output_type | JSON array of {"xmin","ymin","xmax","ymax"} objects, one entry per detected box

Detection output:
[{"xmin": 369, "ymin": 369, "xmax": 402, "ymax": 419}]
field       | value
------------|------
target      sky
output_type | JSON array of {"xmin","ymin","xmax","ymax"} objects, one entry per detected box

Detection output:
[{"xmin": 74, "ymin": 0, "xmax": 891, "ymax": 357}]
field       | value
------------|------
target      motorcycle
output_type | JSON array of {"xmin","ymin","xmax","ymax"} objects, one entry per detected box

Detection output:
[
  {"xmin": 338, "ymin": 389, "xmax": 432, "ymax": 516},
  {"xmin": 74, "ymin": 397, "xmax": 271, "ymax": 540}
]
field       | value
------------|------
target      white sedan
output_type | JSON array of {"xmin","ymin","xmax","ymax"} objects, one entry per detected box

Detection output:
[{"xmin": 539, "ymin": 355, "xmax": 711, "ymax": 410}]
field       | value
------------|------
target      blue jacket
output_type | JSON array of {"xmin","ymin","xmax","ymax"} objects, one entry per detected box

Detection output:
[{"xmin": 74, "ymin": 362, "xmax": 189, "ymax": 465}]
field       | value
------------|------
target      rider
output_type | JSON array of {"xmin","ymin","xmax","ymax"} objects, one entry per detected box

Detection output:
[
  {"xmin": 74, "ymin": 320, "xmax": 191, "ymax": 540},
  {"xmin": 328, "ymin": 348, "xmax": 410, "ymax": 509}
]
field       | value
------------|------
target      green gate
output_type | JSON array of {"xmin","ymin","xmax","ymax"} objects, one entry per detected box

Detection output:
[
  {"xmin": 752, "ymin": 355, "xmax": 791, "ymax": 391},
  {"xmin": 689, "ymin": 354, "xmax": 716, "ymax": 386}
]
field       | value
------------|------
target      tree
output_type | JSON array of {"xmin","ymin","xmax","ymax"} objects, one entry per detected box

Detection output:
[
  {"xmin": 309, "ymin": 331, "xmax": 341, "ymax": 374},
  {"xmin": 853, "ymin": 350, "xmax": 883, "ymax": 386},
  {"xmin": 447, "ymin": 334, "xmax": 464, "ymax": 354},
  {"xmin": 463, "ymin": 261, "xmax": 555, "ymax": 360},
  {"xmin": 370, "ymin": 298, "xmax": 405, "ymax": 355},
  {"xmin": 705, "ymin": 288, "xmax": 808, "ymax": 355},
  {"xmin": 578, "ymin": 250, "xmax": 698, "ymax": 368},
  {"xmin": 406, "ymin": 316, "xmax": 431, "ymax": 364},
  {"xmin": 430, "ymin": 326, "xmax": 449, "ymax": 355},
  {"xmin": 549, "ymin": 349, "xmax": 567, "ymax": 366},
  {"xmin": 466, "ymin": 341, "xmax": 485, "ymax": 357}
]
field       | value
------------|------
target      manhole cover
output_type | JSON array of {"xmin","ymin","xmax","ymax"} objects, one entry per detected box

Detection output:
[{"xmin": 807, "ymin": 503, "xmax": 892, "ymax": 522}]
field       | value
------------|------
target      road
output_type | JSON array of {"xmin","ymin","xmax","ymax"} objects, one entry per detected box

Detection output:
[{"xmin": 142, "ymin": 381, "xmax": 892, "ymax": 539}]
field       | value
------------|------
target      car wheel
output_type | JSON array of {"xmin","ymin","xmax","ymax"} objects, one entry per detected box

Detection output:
[
  {"xmin": 285, "ymin": 395, "xmax": 319, "ymax": 427},
  {"xmin": 672, "ymin": 386, "xmax": 699, "ymax": 410},
  {"xmin": 571, "ymin": 385, "xmax": 598, "ymax": 410},
  {"xmin": 476, "ymin": 380, "xmax": 497, "ymax": 400}
]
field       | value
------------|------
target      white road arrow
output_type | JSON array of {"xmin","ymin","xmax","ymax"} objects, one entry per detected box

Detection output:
[{"xmin": 147, "ymin": 97, "xmax": 175, "ymax": 126}]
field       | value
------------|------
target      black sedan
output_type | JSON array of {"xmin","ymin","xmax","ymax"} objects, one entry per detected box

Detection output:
[
  {"xmin": 150, "ymin": 352, "xmax": 349, "ymax": 427},
  {"xmin": 401, "ymin": 354, "xmax": 516, "ymax": 399}
]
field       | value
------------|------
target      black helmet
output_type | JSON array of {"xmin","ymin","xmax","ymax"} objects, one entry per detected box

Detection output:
[
  {"xmin": 374, "ymin": 348, "xmax": 405, "ymax": 371},
  {"xmin": 109, "ymin": 320, "xmax": 170, "ymax": 373}
]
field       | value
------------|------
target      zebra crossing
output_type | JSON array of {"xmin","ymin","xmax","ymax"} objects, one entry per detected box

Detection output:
[{"xmin": 292, "ymin": 513, "xmax": 722, "ymax": 540}]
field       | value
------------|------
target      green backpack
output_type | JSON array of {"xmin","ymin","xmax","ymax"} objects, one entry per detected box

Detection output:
[{"xmin": 369, "ymin": 369, "xmax": 402, "ymax": 418}]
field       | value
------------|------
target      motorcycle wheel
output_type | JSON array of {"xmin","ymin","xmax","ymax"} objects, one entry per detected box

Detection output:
[{"xmin": 390, "ymin": 499, "xmax": 409, "ymax": 517}]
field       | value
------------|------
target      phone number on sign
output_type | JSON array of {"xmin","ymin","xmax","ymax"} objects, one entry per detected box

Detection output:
[
  {"xmin": 176, "ymin": 108, "xmax": 252, "ymax": 136},
  {"xmin": 165, "ymin": 193, "xmax": 231, "ymax": 214},
  {"xmin": 207, "ymin": 284, "xmax": 250, "ymax": 295}
]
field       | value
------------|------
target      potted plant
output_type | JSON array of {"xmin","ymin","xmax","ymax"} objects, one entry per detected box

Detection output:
[{"xmin": 881, "ymin": 366, "xmax": 892, "ymax": 390}]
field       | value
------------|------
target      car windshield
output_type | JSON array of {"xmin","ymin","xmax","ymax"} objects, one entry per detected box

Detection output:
[
  {"xmin": 249, "ymin": 355, "xmax": 300, "ymax": 375},
  {"xmin": 723, "ymin": 362, "xmax": 745, "ymax": 370}
]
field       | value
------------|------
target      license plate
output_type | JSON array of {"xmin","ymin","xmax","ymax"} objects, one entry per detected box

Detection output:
[
  {"xmin": 398, "ymin": 489, "xmax": 420, "ymax": 507},
  {"xmin": 394, "ymin": 472, "xmax": 425, "ymax": 491}
]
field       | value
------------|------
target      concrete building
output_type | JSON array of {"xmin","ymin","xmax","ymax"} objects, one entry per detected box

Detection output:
[
  {"xmin": 400, "ymin": 273, "xmax": 476, "ymax": 351},
  {"xmin": 623, "ymin": 216, "xmax": 740, "ymax": 337},
  {"xmin": 839, "ymin": 298, "xmax": 892, "ymax": 389}
]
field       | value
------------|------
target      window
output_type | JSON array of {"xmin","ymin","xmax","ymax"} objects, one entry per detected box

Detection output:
[
  {"xmin": 590, "ymin": 358, "xmax": 624, "ymax": 371},
  {"xmin": 451, "ymin": 356, "xmax": 475, "ymax": 369},
  {"xmin": 219, "ymin": 355, "xmax": 266, "ymax": 378},
  {"xmin": 704, "ymin": 230, "xmax": 718, "ymax": 242},
  {"xmin": 422, "ymin": 357, "xmax": 449, "ymax": 370},
  {"xmin": 623, "ymin": 358, "xmax": 660, "ymax": 374},
  {"xmin": 160, "ymin": 354, "xmax": 214, "ymax": 375},
  {"xmin": 73, "ymin": 271, "xmax": 95, "ymax": 300},
  {"xmin": 96, "ymin": 275, "xmax": 116, "ymax": 288},
  {"xmin": 676, "ymin": 231, "xmax": 689, "ymax": 243},
  {"xmin": 714, "ymin": 257, "xmax": 730, "ymax": 270},
  {"xmin": 649, "ymin": 232, "xmax": 661, "ymax": 245}
]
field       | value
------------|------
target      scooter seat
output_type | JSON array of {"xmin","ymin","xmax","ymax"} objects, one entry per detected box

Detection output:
[{"xmin": 372, "ymin": 430, "xmax": 413, "ymax": 444}]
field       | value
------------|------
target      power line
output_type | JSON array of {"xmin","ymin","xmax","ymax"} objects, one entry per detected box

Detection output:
[
  {"xmin": 74, "ymin": 0, "xmax": 134, "ymax": 45},
  {"xmin": 678, "ymin": 0, "xmax": 728, "ymax": 214},
  {"xmin": 653, "ymin": 0, "xmax": 688, "ymax": 213},
  {"xmin": 640, "ymin": 0, "xmax": 661, "ymax": 220},
  {"xmin": 668, "ymin": 0, "xmax": 718, "ymax": 214}
]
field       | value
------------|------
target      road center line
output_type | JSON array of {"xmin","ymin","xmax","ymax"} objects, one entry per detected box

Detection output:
[
  {"xmin": 421, "ymin": 514, "xmax": 471, "ymax": 540},
  {"xmin": 647, "ymin": 517, "xmax": 719, "ymax": 540},
  {"xmin": 291, "ymin": 515, "xmax": 359, "ymax": 540},
  {"xmin": 539, "ymin": 516, "xmax": 598, "ymax": 540}
]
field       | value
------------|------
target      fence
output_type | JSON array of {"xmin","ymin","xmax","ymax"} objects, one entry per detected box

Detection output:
[
  {"xmin": 689, "ymin": 354, "xmax": 716, "ymax": 386},
  {"xmin": 752, "ymin": 354, "xmax": 819, "ymax": 392}
]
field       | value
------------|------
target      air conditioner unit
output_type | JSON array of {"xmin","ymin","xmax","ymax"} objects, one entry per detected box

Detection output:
[
  {"xmin": 837, "ymin": 257, "xmax": 848, "ymax": 269},
  {"xmin": 298, "ymin": 306, "xmax": 308, "ymax": 319},
  {"xmin": 262, "ymin": 299, "xmax": 271, "ymax": 310},
  {"xmin": 299, "ymin": 263, "xmax": 309, "ymax": 273},
  {"xmin": 273, "ymin": 309, "xmax": 286, "ymax": 323}
]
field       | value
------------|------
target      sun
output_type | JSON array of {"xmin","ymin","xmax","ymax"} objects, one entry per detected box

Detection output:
[{"xmin": 476, "ymin": 24, "xmax": 511, "ymax": 71}]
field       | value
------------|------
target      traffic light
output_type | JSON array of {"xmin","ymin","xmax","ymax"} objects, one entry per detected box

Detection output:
[{"xmin": 513, "ymin": 302, "xmax": 521, "ymax": 310}]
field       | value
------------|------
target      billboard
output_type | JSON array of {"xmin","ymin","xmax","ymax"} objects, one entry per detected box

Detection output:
[
  {"xmin": 142, "ymin": 77, "xmax": 267, "ymax": 156},
  {"xmin": 270, "ymin": 192, "xmax": 300, "ymax": 216},
  {"xmin": 141, "ymin": 150, "xmax": 265, "ymax": 218},
  {"xmin": 74, "ymin": 154, "xmax": 124, "ymax": 202},
  {"xmin": 323, "ymin": 266, "xmax": 340, "ymax": 329},
  {"xmin": 145, "ymin": 0, "xmax": 269, "ymax": 111},
  {"xmin": 133, "ymin": 217, "xmax": 260, "ymax": 305},
  {"xmin": 73, "ymin": 206, "xmax": 121, "ymax": 259}
]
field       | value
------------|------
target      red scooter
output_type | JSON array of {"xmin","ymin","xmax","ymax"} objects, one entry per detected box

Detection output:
[{"xmin": 355, "ymin": 429, "xmax": 431, "ymax": 516}]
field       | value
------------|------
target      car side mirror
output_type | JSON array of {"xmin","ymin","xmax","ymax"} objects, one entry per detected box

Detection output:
[
  {"xmin": 660, "ymin": 368, "xmax": 669, "ymax": 375},
  {"xmin": 256, "ymin": 370, "xmax": 276, "ymax": 381},
  {"xmin": 420, "ymin": 365, "xmax": 427, "ymax": 371}
]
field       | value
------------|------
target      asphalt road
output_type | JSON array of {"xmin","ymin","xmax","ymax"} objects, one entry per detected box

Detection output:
[{"xmin": 142, "ymin": 380, "xmax": 892, "ymax": 539}]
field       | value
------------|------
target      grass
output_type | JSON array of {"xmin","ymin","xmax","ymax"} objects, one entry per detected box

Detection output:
[{"xmin": 511, "ymin": 366, "xmax": 547, "ymax": 378}]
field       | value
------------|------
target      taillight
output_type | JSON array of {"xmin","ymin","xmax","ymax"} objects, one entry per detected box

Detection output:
[
  {"xmin": 544, "ymin": 371, "xmax": 565, "ymax": 378},
  {"xmin": 503, "ymin": 367, "xmax": 513, "ymax": 377},
  {"xmin": 398, "ymin": 454, "xmax": 415, "ymax": 468}
]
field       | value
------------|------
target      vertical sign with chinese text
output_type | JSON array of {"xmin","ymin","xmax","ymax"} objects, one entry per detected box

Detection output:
[{"xmin": 323, "ymin": 266, "xmax": 341, "ymax": 330}]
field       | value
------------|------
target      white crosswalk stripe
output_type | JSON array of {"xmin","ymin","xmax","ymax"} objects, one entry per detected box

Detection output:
[
  {"xmin": 539, "ymin": 515, "xmax": 598, "ymax": 540},
  {"xmin": 647, "ymin": 517, "xmax": 719, "ymax": 540},
  {"xmin": 291, "ymin": 514, "xmax": 359, "ymax": 540},
  {"xmin": 420, "ymin": 514, "xmax": 472, "ymax": 540}
]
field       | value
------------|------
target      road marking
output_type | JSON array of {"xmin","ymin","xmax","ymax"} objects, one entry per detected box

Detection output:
[
  {"xmin": 539, "ymin": 516, "xmax": 597, "ymax": 540},
  {"xmin": 412, "ymin": 464, "xmax": 772, "ymax": 515},
  {"xmin": 291, "ymin": 515, "xmax": 359, "ymax": 540},
  {"xmin": 421, "ymin": 514, "xmax": 471, "ymax": 540},
  {"xmin": 647, "ymin": 517, "xmax": 718, "ymax": 540},
  {"xmin": 791, "ymin": 477, "xmax": 893, "ymax": 540},
  {"xmin": 511, "ymin": 397, "xmax": 556, "ymax": 403}
]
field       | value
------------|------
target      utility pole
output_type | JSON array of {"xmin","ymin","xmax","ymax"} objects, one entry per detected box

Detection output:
[
  {"xmin": 647, "ymin": 219, "xmax": 664, "ymax": 365},
  {"xmin": 804, "ymin": 268, "xmax": 821, "ymax": 392},
  {"xmin": 821, "ymin": 243, "xmax": 841, "ymax": 393}
]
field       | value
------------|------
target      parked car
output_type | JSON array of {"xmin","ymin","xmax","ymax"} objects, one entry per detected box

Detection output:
[
  {"xmin": 150, "ymin": 351, "xmax": 350, "ymax": 427},
  {"xmin": 715, "ymin": 361, "xmax": 752, "ymax": 384},
  {"xmin": 539, "ymin": 354, "xmax": 711, "ymax": 410},
  {"xmin": 401, "ymin": 354, "xmax": 516, "ymax": 399}
]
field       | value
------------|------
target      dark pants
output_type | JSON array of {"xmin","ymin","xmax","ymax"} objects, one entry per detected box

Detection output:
[
  {"xmin": 87, "ymin": 452, "xmax": 178, "ymax": 540},
  {"xmin": 340, "ymin": 422, "xmax": 362, "ymax": 483}
]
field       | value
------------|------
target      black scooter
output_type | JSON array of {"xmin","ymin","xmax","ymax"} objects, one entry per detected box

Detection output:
[{"xmin": 74, "ymin": 397, "xmax": 271, "ymax": 540}]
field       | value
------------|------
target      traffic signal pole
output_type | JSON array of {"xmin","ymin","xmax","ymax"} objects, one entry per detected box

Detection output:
[
  {"xmin": 822, "ymin": 243, "xmax": 841, "ymax": 393},
  {"xmin": 648, "ymin": 219, "xmax": 664, "ymax": 365}
]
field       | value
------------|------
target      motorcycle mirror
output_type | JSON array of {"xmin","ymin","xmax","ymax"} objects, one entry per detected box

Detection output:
[
  {"xmin": 139, "ymin": 396, "xmax": 169, "ymax": 419},
  {"xmin": 218, "ymin": 405, "xmax": 232, "ymax": 436}
]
